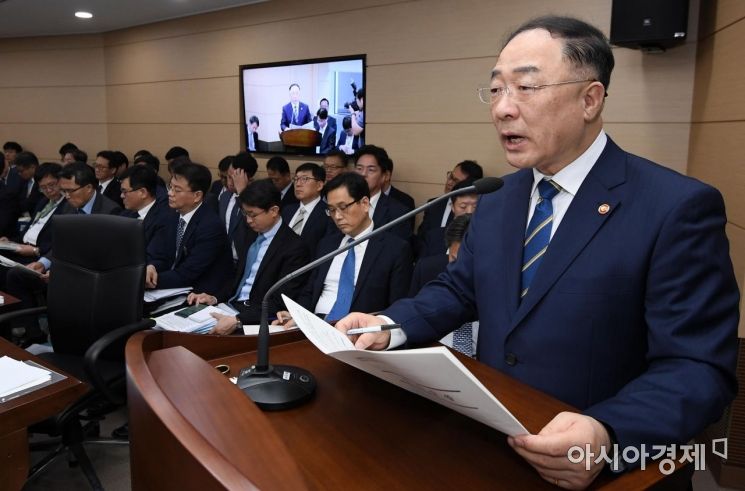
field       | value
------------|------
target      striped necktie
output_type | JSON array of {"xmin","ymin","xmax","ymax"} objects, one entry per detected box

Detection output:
[
  {"xmin": 291, "ymin": 207, "xmax": 306, "ymax": 235},
  {"xmin": 521, "ymin": 179, "xmax": 561, "ymax": 299}
]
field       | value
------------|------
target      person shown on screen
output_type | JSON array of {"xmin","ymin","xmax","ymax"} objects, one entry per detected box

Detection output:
[
  {"xmin": 247, "ymin": 115, "xmax": 260, "ymax": 152},
  {"xmin": 280, "ymin": 83, "xmax": 312, "ymax": 131},
  {"xmin": 337, "ymin": 116, "xmax": 359, "ymax": 155},
  {"xmin": 349, "ymin": 88, "xmax": 365, "ymax": 147},
  {"xmin": 314, "ymin": 109, "xmax": 337, "ymax": 155},
  {"xmin": 333, "ymin": 15, "xmax": 739, "ymax": 489},
  {"xmin": 315, "ymin": 98, "xmax": 337, "ymax": 132}
]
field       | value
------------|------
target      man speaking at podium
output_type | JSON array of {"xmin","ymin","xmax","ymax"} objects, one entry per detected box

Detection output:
[{"xmin": 336, "ymin": 16, "xmax": 739, "ymax": 489}]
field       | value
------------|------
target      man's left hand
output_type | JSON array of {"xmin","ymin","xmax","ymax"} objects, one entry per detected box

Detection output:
[
  {"xmin": 508, "ymin": 412, "xmax": 610, "ymax": 489},
  {"xmin": 209, "ymin": 313, "xmax": 240, "ymax": 336}
]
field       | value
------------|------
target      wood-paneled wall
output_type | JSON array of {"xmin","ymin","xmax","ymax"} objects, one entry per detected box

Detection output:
[{"xmin": 1, "ymin": 0, "xmax": 698, "ymax": 208}]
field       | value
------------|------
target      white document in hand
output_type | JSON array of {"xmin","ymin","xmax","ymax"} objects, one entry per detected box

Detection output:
[{"xmin": 282, "ymin": 295, "xmax": 529, "ymax": 437}]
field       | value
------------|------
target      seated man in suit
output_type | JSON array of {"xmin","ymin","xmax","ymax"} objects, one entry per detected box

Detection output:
[
  {"xmin": 0, "ymin": 152, "xmax": 23, "ymax": 239},
  {"xmin": 15, "ymin": 151, "xmax": 42, "ymax": 216},
  {"xmin": 134, "ymin": 152, "xmax": 168, "ymax": 202},
  {"xmin": 94, "ymin": 150, "xmax": 124, "ymax": 208},
  {"xmin": 247, "ymin": 115, "xmax": 260, "ymax": 152},
  {"xmin": 337, "ymin": 16, "xmax": 739, "ymax": 488},
  {"xmin": 354, "ymin": 145, "xmax": 413, "ymax": 241},
  {"xmin": 208, "ymin": 155, "xmax": 232, "ymax": 199},
  {"xmin": 3, "ymin": 141, "xmax": 22, "ymax": 168},
  {"xmin": 382, "ymin": 158, "xmax": 415, "ymax": 211},
  {"xmin": 119, "ymin": 165, "xmax": 173, "ymax": 265},
  {"xmin": 282, "ymin": 163, "xmax": 333, "ymax": 249},
  {"xmin": 187, "ymin": 179, "xmax": 310, "ymax": 334},
  {"xmin": 417, "ymin": 179, "xmax": 478, "ymax": 258},
  {"xmin": 313, "ymin": 109, "xmax": 337, "ymax": 155},
  {"xmin": 165, "ymin": 146, "xmax": 189, "ymax": 169},
  {"xmin": 218, "ymin": 152, "xmax": 258, "ymax": 263},
  {"xmin": 145, "ymin": 161, "xmax": 233, "ymax": 295},
  {"xmin": 323, "ymin": 148, "xmax": 350, "ymax": 183},
  {"xmin": 280, "ymin": 83, "xmax": 312, "ymax": 131},
  {"xmin": 275, "ymin": 173, "xmax": 412, "ymax": 324},
  {"xmin": 418, "ymin": 160, "xmax": 483, "ymax": 238},
  {"xmin": 314, "ymin": 98, "xmax": 337, "ymax": 132},
  {"xmin": 336, "ymin": 116, "xmax": 360, "ymax": 155},
  {"xmin": 266, "ymin": 156, "xmax": 298, "ymax": 209}
]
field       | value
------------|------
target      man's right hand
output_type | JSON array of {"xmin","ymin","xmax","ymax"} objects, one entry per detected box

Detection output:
[
  {"xmin": 334, "ymin": 313, "xmax": 391, "ymax": 350},
  {"xmin": 271, "ymin": 311, "xmax": 296, "ymax": 329},
  {"xmin": 187, "ymin": 293, "xmax": 217, "ymax": 305},
  {"xmin": 27, "ymin": 262, "xmax": 46, "ymax": 273},
  {"xmin": 145, "ymin": 265, "xmax": 158, "ymax": 289}
]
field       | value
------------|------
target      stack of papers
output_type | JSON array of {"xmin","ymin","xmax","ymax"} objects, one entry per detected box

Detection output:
[
  {"xmin": 282, "ymin": 295, "xmax": 528, "ymax": 437},
  {"xmin": 0, "ymin": 254, "xmax": 43, "ymax": 277},
  {"xmin": 154, "ymin": 304, "xmax": 237, "ymax": 333},
  {"xmin": 144, "ymin": 287, "xmax": 192, "ymax": 303},
  {"xmin": 0, "ymin": 356, "xmax": 52, "ymax": 400},
  {"xmin": 0, "ymin": 241, "xmax": 22, "ymax": 252}
]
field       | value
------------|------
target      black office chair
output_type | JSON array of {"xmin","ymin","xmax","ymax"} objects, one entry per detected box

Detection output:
[{"xmin": 0, "ymin": 215, "xmax": 154, "ymax": 490}]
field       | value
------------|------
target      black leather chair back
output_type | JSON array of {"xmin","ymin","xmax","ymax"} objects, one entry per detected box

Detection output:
[{"xmin": 47, "ymin": 215, "xmax": 145, "ymax": 357}]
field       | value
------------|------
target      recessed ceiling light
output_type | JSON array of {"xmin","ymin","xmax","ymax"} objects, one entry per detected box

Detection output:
[{"xmin": 75, "ymin": 11, "xmax": 93, "ymax": 19}]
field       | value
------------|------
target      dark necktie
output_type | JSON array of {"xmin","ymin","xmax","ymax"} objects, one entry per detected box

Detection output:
[
  {"xmin": 175, "ymin": 218, "xmax": 186, "ymax": 261},
  {"xmin": 521, "ymin": 179, "xmax": 561, "ymax": 299},
  {"xmin": 327, "ymin": 238, "xmax": 356, "ymax": 321}
]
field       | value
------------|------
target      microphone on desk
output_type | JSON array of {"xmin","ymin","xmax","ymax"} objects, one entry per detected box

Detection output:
[{"xmin": 236, "ymin": 176, "xmax": 504, "ymax": 411}]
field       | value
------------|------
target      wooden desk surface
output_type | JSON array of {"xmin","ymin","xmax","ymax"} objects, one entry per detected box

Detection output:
[
  {"xmin": 0, "ymin": 338, "xmax": 87, "ymax": 491},
  {"xmin": 127, "ymin": 331, "xmax": 689, "ymax": 490},
  {"xmin": 0, "ymin": 290, "xmax": 21, "ymax": 311}
]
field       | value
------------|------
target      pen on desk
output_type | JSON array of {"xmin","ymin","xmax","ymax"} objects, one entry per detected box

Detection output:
[{"xmin": 346, "ymin": 324, "xmax": 401, "ymax": 335}]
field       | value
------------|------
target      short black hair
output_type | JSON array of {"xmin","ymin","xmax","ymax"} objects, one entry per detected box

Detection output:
[
  {"xmin": 36, "ymin": 162, "xmax": 63, "ymax": 182},
  {"xmin": 232, "ymin": 151, "xmax": 258, "ymax": 177},
  {"xmin": 239, "ymin": 178, "xmax": 281, "ymax": 210},
  {"xmin": 172, "ymin": 161, "xmax": 211, "ymax": 195},
  {"xmin": 96, "ymin": 150, "xmax": 116, "ymax": 168},
  {"xmin": 445, "ymin": 214, "xmax": 472, "ymax": 248},
  {"xmin": 112, "ymin": 151, "xmax": 129, "ymax": 169},
  {"xmin": 320, "ymin": 98, "xmax": 329, "ymax": 106},
  {"xmin": 296, "ymin": 162, "xmax": 325, "ymax": 182},
  {"xmin": 135, "ymin": 153, "xmax": 160, "ymax": 174},
  {"xmin": 59, "ymin": 162, "xmax": 97, "ymax": 188},
  {"xmin": 15, "ymin": 151, "xmax": 39, "ymax": 169},
  {"xmin": 503, "ymin": 15, "xmax": 614, "ymax": 93},
  {"xmin": 266, "ymin": 156, "xmax": 290, "ymax": 175},
  {"xmin": 59, "ymin": 142, "xmax": 78, "ymax": 157},
  {"xmin": 317, "ymin": 108, "xmax": 328, "ymax": 119},
  {"xmin": 218, "ymin": 155, "xmax": 234, "ymax": 173},
  {"xmin": 342, "ymin": 116, "xmax": 352, "ymax": 130},
  {"xmin": 289, "ymin": 83, "xmax": 300, "ymax": 91},
  {"xmin": 120, "ymin": 165, "xmax": 158, "ymax": 197},
  {"xmin": 133, "ymin": 149, "xmax": 151, "ymax": 161},
  {"xmin": 249, "ymin": 115, "xmax": 260, "ymax": 126},
  {"xmin": 451, "ymin": 178, "xmax": 477, "ymax": 203},
  {"xmin": 355, "ymin": 145, "xmax": 392, "ymax": 174},
  {"xmin": 323, "ymin": 172, "xmax": 370, "ymax": 202},
  {"xmin": 165, "ymin": 146, "xmax": 189, "ymax": 161},
  {"xmin": 0, "ymin": 153, "xmax": 4, "ymax": 173},
  {"xmin": 71, "ymin": 149, "xmax": 88, "ymax": 164},
  {"xmin": 3, "ymin": 141, "xmax": 22, "ymax": 152},
  {"xmin": 356, "ymin": 88, "xmax": 365, "ymax": 100},
  {"xmin": 325, "ymin": 148, "xmax": 349, "ymax": 166},
  {"xmin": 457, "ymin": 160, "xmax": 484, "ymax": 180}
]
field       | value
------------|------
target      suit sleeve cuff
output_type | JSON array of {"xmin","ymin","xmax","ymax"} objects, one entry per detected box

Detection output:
[
  {"xmin": 39, "ymin": 257, "xmax": 51, "ymax": 271},
  {"xmin": 376, "ymin": 315, "xmax": 407, "ymax": 350}
]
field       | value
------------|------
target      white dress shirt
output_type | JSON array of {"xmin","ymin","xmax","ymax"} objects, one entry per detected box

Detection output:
[
  {"xmin": 289, "ymin": 196, "xmax": 321, "ymax": 235},
  {"xmin": 137, "ymin": 199, "xmax": 156, "ymax": 220},
  {"xmin": 368, "ymin": 191, "xmax": 382, "ymax": 219}
]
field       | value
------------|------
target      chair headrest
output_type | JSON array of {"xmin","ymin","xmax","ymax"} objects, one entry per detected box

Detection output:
[{"xmin": 52, "ymin": 215, "xmax": 145, "ymax": 270}]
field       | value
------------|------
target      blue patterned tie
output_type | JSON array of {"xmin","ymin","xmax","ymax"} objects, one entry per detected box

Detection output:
[
  {"xmin": 231, "ymin": 234, "xmax": 266, "ymax": 301},
  {"xmin": 521, "ymin": 179, "xmax": 561, "ymax": 299},
  {"xmin": 175, "ymin": 217, "xmax": 186, "ymax": 253},
  {"xmin": 452, "ymin": 322, "xmax": 473, "ymax": 357},
  {"xmin": 327, "ymin": 239, "xmax": 356, "ymax": 321}
]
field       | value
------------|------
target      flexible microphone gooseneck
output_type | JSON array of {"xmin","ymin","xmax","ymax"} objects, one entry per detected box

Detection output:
[{"xmin": 237, "ymin": 177, "xmax": 504, "ymax": 410}]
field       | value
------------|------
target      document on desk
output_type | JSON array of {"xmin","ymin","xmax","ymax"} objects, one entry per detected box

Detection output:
[
  {"xmin": 282, "ymin": 295, "xmax": 528, "ymax": 436},
  {"xmin": 0, "ymin": 356, "xmax": 52, "ymax": 400}
]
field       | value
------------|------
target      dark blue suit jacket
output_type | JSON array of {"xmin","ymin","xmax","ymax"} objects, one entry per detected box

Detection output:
[
  {"xmin": 142, "ymin": 200, "xmax": 174, "ymax": 265},
  {"xmin": 218, "ymin": 191, "xmax": 248, "ymax": 260},
  {"xmin": 280, "ymin": 102, "xmax": 312, "ymax": 131},
  {"xmin": 152, "ymin": 203, "xmax": 234, "ymax": 296},
  {"xmin": 372, "ymin": 193, "xmax": 413, "ymax": 242},
  {"xmin": 313, "ymin": 122, "xmax": 337, "ymax": 155},
  {"xmin": 297, "ymin": 230, "xmax": 413, "ymax": 315},
  {"xmin": 281, "ymin": 201, "xmax": 334, "ymax": 253},
  {"xmin": 385, "ymin": 137, "xmax": 739, "ymax": 452}
]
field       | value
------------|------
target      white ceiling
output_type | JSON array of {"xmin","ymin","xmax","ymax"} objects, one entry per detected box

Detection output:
[{"xmin": 0, "ymin": 0, "xmax": 267, "ymax": 38}]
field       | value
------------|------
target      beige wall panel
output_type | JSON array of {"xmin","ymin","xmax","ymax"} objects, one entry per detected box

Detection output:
[
  {"xmin": 0, "ymin": 46, "xmax": 106, "ymax": 87},
  {"xmin": 107, "ymin": 123, "xmax": 241, "ymax": 171},
  {"xmin": 688, "ymin": 122, "xmax": 745, "ymax": 228},
  {"xmin": 106, "ymin": 78, "xmax": 237, "ymax": 124},
  {"xmin": 102, "ymin": 0, "xmax": 610, "ymax": 86},
  {"xmin": 0, "ymin": 123, "xmax": 107, "ymax": 162},
  {"xmin": 0, "ymin": 87, "xmax": 107, "ymax": 123},
  {"xmin": 0, "ymin": 34, "xmax": 104, "ymax": 52},
  {"xmin": 603, "ymin": 123, "xmax": 690, "ymax": 174},
  {"xmin": 604, "ymin": 43, "xmax": 696, "ymax": 124},
  {"xmin": 700, "ymin": 0, "xmax": 745, "ymax": 39},
  {"xmin": 691, "ymin": 20, "xmax": 745, "ymax": 122}
]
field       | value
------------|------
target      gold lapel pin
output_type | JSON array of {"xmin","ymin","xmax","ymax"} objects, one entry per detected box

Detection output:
[{"xmin": 598, "ymin": 203, "xmax": 610, "ymax": 215}]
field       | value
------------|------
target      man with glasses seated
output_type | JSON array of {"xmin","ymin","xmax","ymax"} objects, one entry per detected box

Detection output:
[
  {"xmin": 417, "ymin": 179, "xmax": 478, "ymax": 258},
  {"xmin": 282, "ymin": 163, "xmax": 334, "ymax": 249},
  {"xmin": 145, "ymin": 162, "xmax": 233, "ymax": 297},
  {"xmin": 94, "ymin": 150, "xmax": 124, "ymax": 208},
  {"xmin": 323, "ymin": 148, "xmax": 350, "ymax": 183},
  {"xmin": 274, "ymin": 173, "xmax": 412, "ymax": 325},
  {"xmin": 186, "ymin": 179, "xmax": 310, "ymax": 335}
]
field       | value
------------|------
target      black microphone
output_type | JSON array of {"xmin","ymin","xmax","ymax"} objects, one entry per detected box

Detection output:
[{"xmin": 236, "ymin": 176, "xmax": 504, "ymax": 410}]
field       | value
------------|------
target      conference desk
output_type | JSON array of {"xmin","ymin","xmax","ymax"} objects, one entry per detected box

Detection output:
[
  {"xmin": 0, "ymin": 290, "xmax": 21, "ymax": 311},
  {"xmin": 126, "ymin": 330, "xmax": 690, "ymax": 490},
  {"xmin": 0, "ymin": 338, "xmax": 87, "ymax": 491}
]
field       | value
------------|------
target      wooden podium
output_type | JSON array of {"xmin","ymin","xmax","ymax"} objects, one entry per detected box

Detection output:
[
  {"xmin": 126, "ymin": 331, "xmax": 690, "ymax": 490},
  {"xmin": 280, "ymin": 129, "xmax": 321, "ymax": 150}
]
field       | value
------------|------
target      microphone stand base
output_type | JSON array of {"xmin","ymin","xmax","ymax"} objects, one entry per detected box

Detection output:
[{"xmin": 237, "ymin": 364, "xmax": 316, "ymax": 411}]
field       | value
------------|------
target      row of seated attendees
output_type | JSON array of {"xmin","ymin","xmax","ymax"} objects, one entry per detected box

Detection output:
[{"xmin": 0, "ymin": 140, "xmax": 485, "ymax": 348}]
